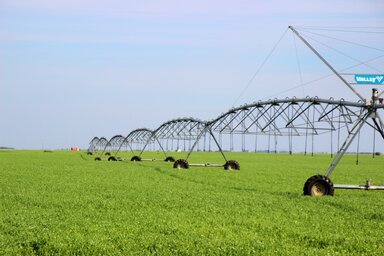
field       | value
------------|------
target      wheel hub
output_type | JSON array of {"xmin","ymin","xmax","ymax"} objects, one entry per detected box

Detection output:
[{"xmin": 312, "ymin": 182, "xmax": 326, "ymax": 196}]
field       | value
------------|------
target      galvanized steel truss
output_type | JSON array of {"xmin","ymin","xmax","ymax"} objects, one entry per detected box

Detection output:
[
  {"xmin": 209, "ymin": 97, "xmax": 377, "ymax": 137},
  {"xmin": 87, "ymin": 137, "xmax": 99, "ymax": 153},
  {"xmin": 115, "ymin": 128, "xmax": 154, "ymax": 158},
  {"xmin": 98, "ymin": 135, "xmax": 125, "ymax": 157},
  {"xmin": 137, "ymin": 118, "xmax": 208, "ymax": 161}
]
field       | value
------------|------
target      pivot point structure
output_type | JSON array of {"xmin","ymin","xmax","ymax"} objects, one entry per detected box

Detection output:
[{"xmin": 289, "ymin": 26, "xmax": 384, "ymax": 196}]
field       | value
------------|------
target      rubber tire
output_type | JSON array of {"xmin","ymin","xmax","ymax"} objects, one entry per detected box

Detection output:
[
  {"xmin": 303, "ymin": 175, "xmax": 334, "ymax": 196},
  {"xmin": 224, "ymin": 160, "xmax": 240, "ymax": 170},
  {"xmin": 173, "ymin": 159, "xmax": 189, "ymax": 169},
  {"xmin": 87, "ymin": 152, "xmax": 93, "ymax": 155},
  {"xmin": 94, "ymin": 157, "xmax": 101, "ymax": 161},
  {"xmin": 108, "ymin": 156, "xmax": 117, "ymax": 161},
  {"xmin": 105, "ymin": 152, "xmax": 111, "ymax": 156},
  {"xmin": 164, "ymin": 156, "xmax": 175, "ymax": 162},
  {"xmin": 131, "ymin": 156, "xmax": 142, "ymax": 162}
]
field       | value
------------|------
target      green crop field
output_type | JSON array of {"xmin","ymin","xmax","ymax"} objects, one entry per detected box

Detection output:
[{"xmin": 1, "ymin": 150, "xmax": 383, "ymax": 255}]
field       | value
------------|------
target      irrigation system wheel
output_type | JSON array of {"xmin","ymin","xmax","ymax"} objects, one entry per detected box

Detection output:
[
  {"xmin": 131, "ymin": 156, "xmax": 142, "ymax": 162},
  {"xmin": 105, "ymin": 152, "xmax": 111, "ymax": 156},
  {"xmin": 94, "ymin": 157, "xmax": 101, "ymax": 161},
  {"xmin": 164, "ymin": 156, "xmax": 175, "ymax": 162},
  {"xmin": 108, "ymin": 156, "xmax": 117, "ymax": 161},
  {"xmin": 173, "ymin": 159, "xmax": 189, "ymax": 169},
  {"xmin": 303, "ymin": 175, "xmax": 334, "ymax": 196},
  {"xmin": 224, "ymin": 160, "xmax": 240, "ymax": 170}
]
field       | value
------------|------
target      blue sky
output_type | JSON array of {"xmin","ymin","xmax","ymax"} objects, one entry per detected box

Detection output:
[{"xmin": 1, "ymin": 0, "xmax": 384, "ymax": 149}]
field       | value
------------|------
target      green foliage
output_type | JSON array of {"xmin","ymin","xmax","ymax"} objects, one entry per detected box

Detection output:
[{"xmin": 0, "ymin": 150, "xmax": 383, "ymax": 255}]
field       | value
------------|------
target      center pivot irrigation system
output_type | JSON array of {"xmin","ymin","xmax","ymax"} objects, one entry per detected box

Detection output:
[
  {"xmin": 288, "ymin": 26, "xmax": 384, "ymax": 195},
  {"xmin": 87, "ymin": 26, "xmax": 384, "ymax": 196}
]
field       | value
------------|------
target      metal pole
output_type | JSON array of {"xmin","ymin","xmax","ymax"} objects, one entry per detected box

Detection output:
[
  {"xmin": 325, "ymin": 111, "xmax": 370, "ymax": 177},
  {"xmin": 372, "ymin": 115, "xmax": 384, "ymax": 139},
  {"xmin": 127, "ymin": 142, "xmax": 135, "ymax": 155},
  {"xmin": 114, "ymin": 140, "xmax": 125, "ymax": 157},
  {"xmin": 208, "ymin": 129, "xmax": 228, "ymax": 162},
  {"xmin": 155, "ymin": 137, "xmax": 168, "ymax": 157},
  {"xmin": 139, "ymin": 134, "xmax": 154, "ymax": 157},
  {"xmin": 185, "ymin": 129, "xmax": 207, "ymax": 160}
]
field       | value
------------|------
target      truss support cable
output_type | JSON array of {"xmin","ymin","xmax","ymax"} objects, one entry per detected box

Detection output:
[
  {"xmin": 209, "ymin": 135, "xmax": 211, "ymax": 152},
  {"xmin": 203, "ymin": 134, "xmax": 207, "ymax": 152},
  {"xmin": 262, "ymin": 54, "xmax": 384, "ymax": 101},
  {"xmin": 289, "ymin": 26, "xmax": 365, "ymax": 101},
  {"xmin": 373, "ymin": 127, "xmax": 376, "ymax": 159},
  {"xmin": 274, "ymin": 133, "xmax": 277, "ymax": 154},
  {"xmin": 242, "ymin": 133, "xmax": 246, "ymax": 152},
  {"xmin": 299, "ymin": 29, "xmax": 384, "ymax": 53},
  {"xmin": 197, "ymin": 138, "xmax": 200, "ymax": 152},
  {"xmin": 183, "ymin": 138, "xmax": 185, "ymax": 151},
  {"xmin": 304, "ymin": 105, "xmax": 311, "ymax": 156},
  {"xmin": 255, "ymin": 127, "xmax": 258, "ymax": 153},
  {"xmin": 232, "ymin": 28, "xmax": 289, "ymax": 107},
  {"xmin": 273, "ymin": 108, "xmax": 277, "ymax": 154},
  {"xmin": 337, "ymin": 112, "xmax": 341, "ymax": 152},
  {"xmin": 299, "ymin": 31, "xmax": 383, "ymax": 74},
  {"xmin": 356, "ymin": 130, "xmax": 361, "ymax": 165},
  {"xmin": 292, "ymin": 32, "xmax": 304, "ymax": 96},
  {"xmin": 268, "ymin": 132, "xmax": 271, "ymax": 153},
  {"xmin": 288, "ymin": 107, "xmax": 293, "ymax": 155},
  {"xmin": 330, "ymin": 108, "xmax": 334, "ymax": 158},
  {"xmin": 311, "ymin": 107, "xmax": 315, "ymax": 157}
]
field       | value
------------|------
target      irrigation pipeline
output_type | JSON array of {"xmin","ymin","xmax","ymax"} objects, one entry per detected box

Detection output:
[
  {"xmin": 208, "ymin": 104, "xmax": 379, "ymax": 157},
  {"xmin": 91, "ymin": 97, "xmax": 384, "ymax": 152}
]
